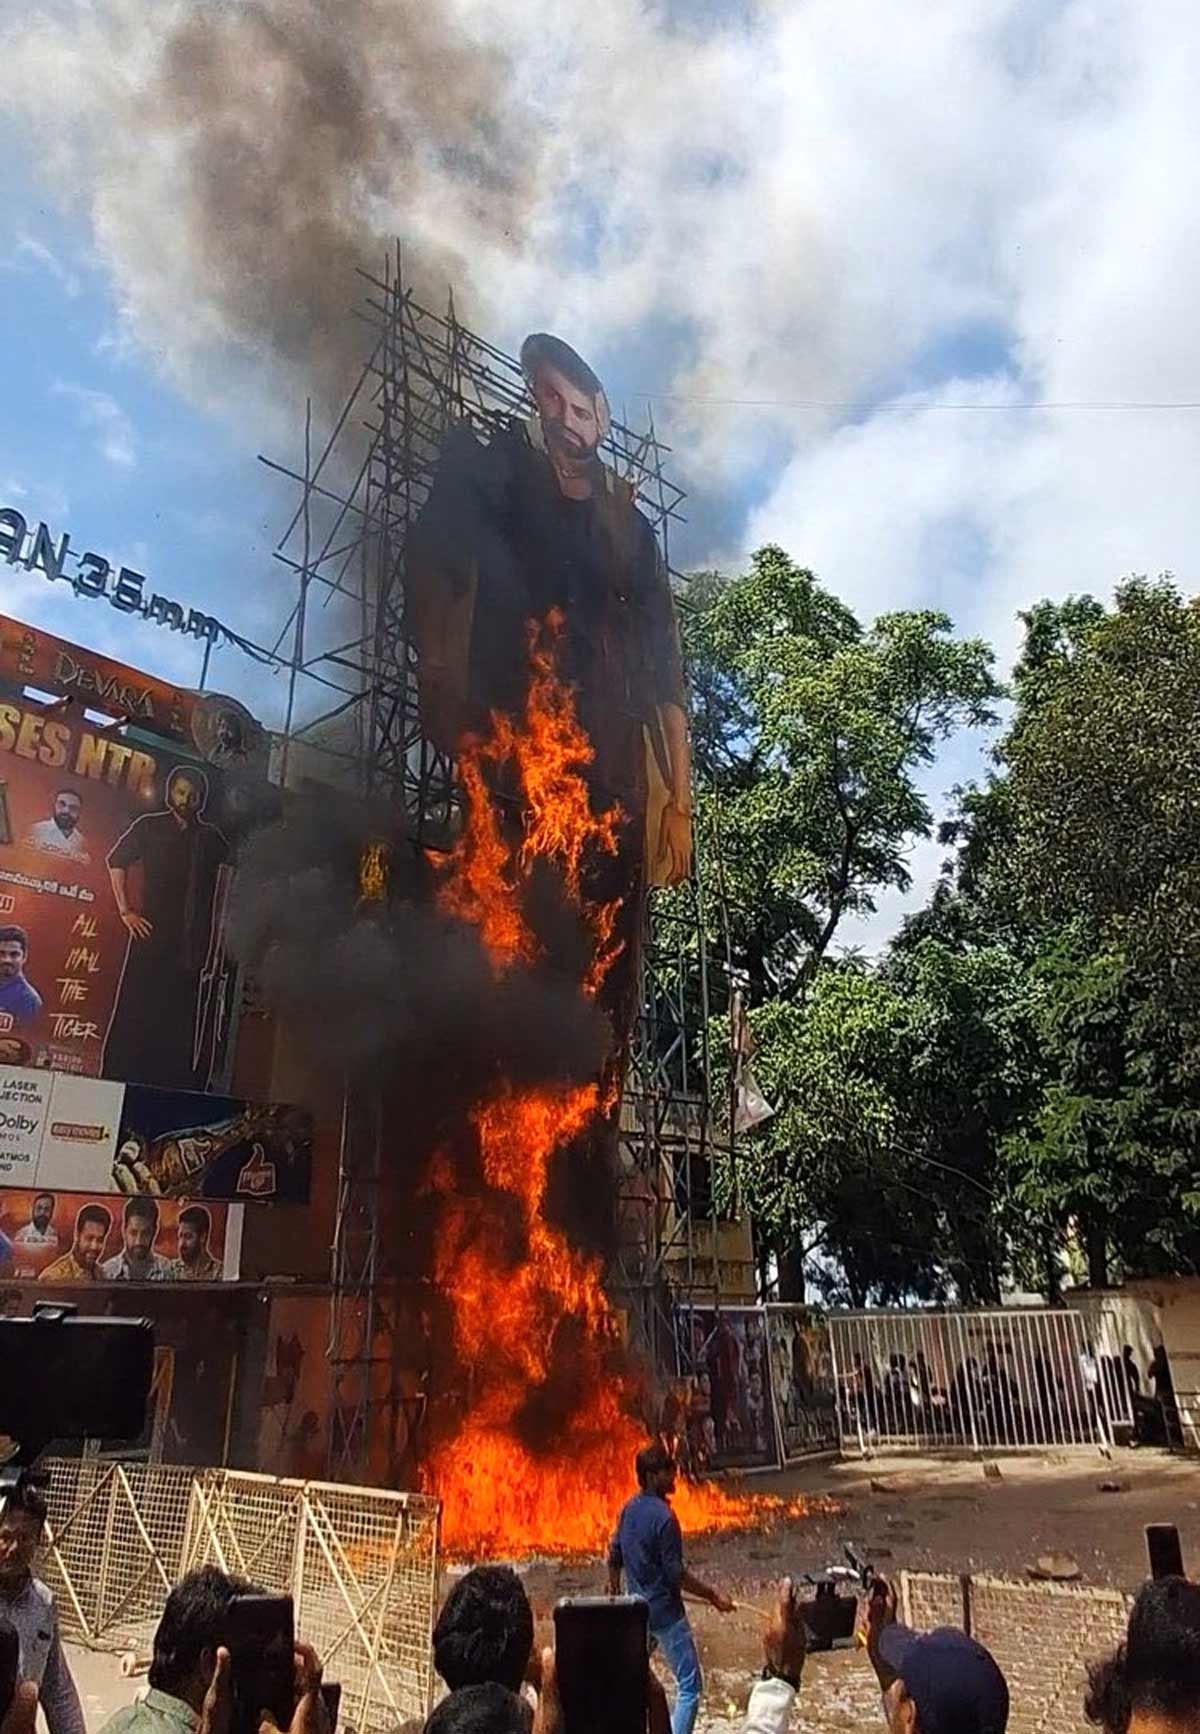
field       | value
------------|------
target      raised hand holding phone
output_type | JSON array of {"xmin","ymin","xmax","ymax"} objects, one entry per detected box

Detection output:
[{"xmin": 552, "ymin": 1598, "xmax": 650, "ymax": 1734}]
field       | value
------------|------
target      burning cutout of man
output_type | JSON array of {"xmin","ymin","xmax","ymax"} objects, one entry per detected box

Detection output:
[{"xmin": 407, "ymin": 332, "xmax": 692, "ymax": 1044}]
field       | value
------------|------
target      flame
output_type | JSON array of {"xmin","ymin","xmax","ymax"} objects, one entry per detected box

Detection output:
[
  {"xmin": 423, "ymin": 613, "xmax": 820, "ymax": 1556},
  {"xmin": 358, "ymin": 838, "xmax": 390, "ymax": 904}
]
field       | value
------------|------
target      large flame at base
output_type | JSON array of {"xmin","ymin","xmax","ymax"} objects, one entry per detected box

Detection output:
[{"xmin": 422, "ymin": 614, "xmax": 821, "ymax": 1558}]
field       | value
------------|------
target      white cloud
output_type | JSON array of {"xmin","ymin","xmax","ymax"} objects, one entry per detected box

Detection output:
[
  {"xmin": 7, "ymin": 0, "xmax": 1200, "ymax": 947},
  {"xmin": 51, "ymin": 380, "xmax": 137, "ymax": 470},
  {"xmin": 12, "ymin": 232, "xmax": 80, "ymax": 297},
  {"xmin": 0, "ymin": 474, "xmax": 70, "ymax": 523}
]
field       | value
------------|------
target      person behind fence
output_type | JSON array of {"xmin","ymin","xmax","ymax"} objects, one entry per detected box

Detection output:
[
  {"xmin": 607, "ymin": 1440, "xmax": 734, "ymax": 1734},
  {"xmin": 862, "ymin": 1576, "xmax": 1009, "ymax": 1734},
  {"xmin": 433, "ymin": 1567, "xmax": 536, "ymax": 1696},
  {"xmin": 1086, "ymin": 1575, "xmax": 1200, "ymax": 1734},
  {"xmin": 0, "ymin": 1480, "xmax": 85, "ymax": 1734}
]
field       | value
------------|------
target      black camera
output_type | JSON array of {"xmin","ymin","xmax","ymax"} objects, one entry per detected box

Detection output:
[
  {"xmin": 0, "ymin": 1302, "xmax": 154, "ymax": 1491},
  {"xmin": 796, "ymin": 1545, "xmax": 879, "ymax": 1652}
]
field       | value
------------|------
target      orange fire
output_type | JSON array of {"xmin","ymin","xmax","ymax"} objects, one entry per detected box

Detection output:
[{"xmin": 424, "ymin": 613, "xmax": 815, "ymax": 1556}]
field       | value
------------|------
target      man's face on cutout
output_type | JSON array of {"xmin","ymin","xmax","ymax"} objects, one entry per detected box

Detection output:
[{"xmin": 532, "ymin": 363, "xmax": 603, "ymax": 462}]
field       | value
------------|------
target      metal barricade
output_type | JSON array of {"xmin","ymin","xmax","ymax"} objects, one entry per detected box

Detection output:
[
  {"xmin": 39, "ymin": 1460, "xmax": 441, "ymax": 1731},
  {"xmin": 828, "ymin": 1308, "xmax": 1117, "ymax": 1455},
  {"xmin": 184, "ymin": 1471, "xmax": 441, "ymax": 1734},
  {"xmin": 40, "ymin": 1459, "xmax": 195, "ymax": 1651}
]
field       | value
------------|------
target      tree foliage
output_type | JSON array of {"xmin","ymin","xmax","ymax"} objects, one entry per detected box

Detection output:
[
  {"xmin": 683, "ymin": 546, "xmax": 1000, "ymax": 999},
  {"xmin": 696, "ymin": 560, "xmax": 1200, "ymax": 1298}
]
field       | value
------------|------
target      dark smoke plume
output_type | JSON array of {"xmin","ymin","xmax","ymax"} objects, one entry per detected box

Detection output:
[
  {"xmin": 226, "ymin": 795, "xmax": 610, "ymax": 1096},
  {"xmin": 4, "ymin": 0, "xmax": 536, "ymax": 418}
]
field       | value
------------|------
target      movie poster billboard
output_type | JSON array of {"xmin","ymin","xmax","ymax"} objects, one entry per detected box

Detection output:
[
  {"xmin": 0, "ymin": 616, "xmax": 272, "ymax": 1090},
  {"xmin": 0, "ymin": 1187, "xmax": 239, "ymax": 1283},
  {"xmin": 765, "ymin": 1304, "xmax": 839, "ymax": 1463},
  {"xmin": 675, "ymin": 1304, "xmax": 780, "ymax": 1472},
  {"xmin": 0, "ymin": 1064, "xmax": 312, "ymax": 1203}
]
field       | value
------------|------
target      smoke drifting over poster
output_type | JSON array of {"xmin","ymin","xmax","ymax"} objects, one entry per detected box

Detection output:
[{"xmin": 0, "ymin": 617, "xmax": 271, "ymax": 1090}]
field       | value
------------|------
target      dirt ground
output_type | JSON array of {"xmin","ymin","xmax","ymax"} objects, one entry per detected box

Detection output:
[{"xmin": 64, "ymin": 1449, "xmax": 1200, "ymax": 1734}]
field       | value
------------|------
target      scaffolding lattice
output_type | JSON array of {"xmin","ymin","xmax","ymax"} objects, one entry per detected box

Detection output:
[{"xmin": 263, "ymin": 254, "xmax": 733, "ymax": 1479}]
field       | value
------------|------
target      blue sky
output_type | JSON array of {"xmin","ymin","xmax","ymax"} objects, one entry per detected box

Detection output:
[
  {"xmin": 1, "ymin": 119, "xmax": 296, "ymax": 727},
  {"xmin": 5, "ymin": 0, "xmax": 1200, "ymax": 948}
]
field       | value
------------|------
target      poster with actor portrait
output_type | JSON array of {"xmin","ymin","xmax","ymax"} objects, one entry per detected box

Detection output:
[
  {"xmin": 0, "ymin": 617, "xmax": 274, "ymax": 1090},
  {"xmin": 675, "ymin": 1304, "xmax": 780, "ymax": 1472},
  {"xmin": 0, "ymin": 1187, "xmax": 238, "ymax": 1283},
  {"xmin": 765, "ymin": 1304, "xmax": 838, "ymax": 1462}
]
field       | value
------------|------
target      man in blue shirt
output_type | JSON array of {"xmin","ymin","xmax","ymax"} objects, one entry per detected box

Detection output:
[
  {"xmin": 607, "ymin": 1441, "xmax": 733, "ymax": 1734},
  {"xmin": 0, "ymin": 928, "xmax": 41, "ymax": 1026}
]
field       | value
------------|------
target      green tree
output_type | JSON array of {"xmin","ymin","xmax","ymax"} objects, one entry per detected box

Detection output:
[
  {"xmin": 735, "ymin": 941, "xmax": 1037, "ymax": 1303},
  {"xmin": 1001, "ymin": 577, "xmax": 1200, "ymax": 1077},
  {"xmin": 905, "ymin": 577, "xmax": 1200, "ymax": 1286},
  {"xmin": 1002, "ymin": 930, "xmax": 1200, "ymax": 1285},
  {"xmin": 683, "ymin": 546, "xmax": 1001, "ymax": 1001}
]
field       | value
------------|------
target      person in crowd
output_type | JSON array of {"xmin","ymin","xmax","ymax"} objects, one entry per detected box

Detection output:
[
  {"xmin": 607, "ymin": 1441, "xmax": 733, "ymax": 1734},
  {"xmin": 863, "ymin": 1575, "xmax": 1009, "ymax": 1734},
  {"xmin": 100, "ymin": 1565, "xmax": 330, "ymax": 1734},
  {"xmin": 100, "ymin": 1566, "xmax": 255, "ymax": 1734},
  {"xmin": 0, "ymin": 1480, "xmax": 85, "ymax": 1734},
  {"xmin": 433, "ymin": 1566, "xmax": 535, "ymax": 1696},
  {"xmin": 0, "ymin": 1678, "xmax": 38, "ymax": 1734},
  {"xmin": 913, "ymin": 1352, "xmax": 934, "ymax": 1420},
  {"xmin": 742, "ymin": 1579, "xmax": 807, "ymax": 1734},
  {"xmin": 40, "ymin": 1204, "xmax": 110, "ymax": 1282},
  {"xmin": 951, "ymin": 1357, "xmax": 983, "ymax": 1439},
  {"xmin": 885, "ymin": 1355, "xmax": 911, "ymax": 1434},
  {"xmin": 524, "ymin": 1630, "xmax": 672, "ymax": 1734},
  {"xmin": 851, "ymin": 1354, "xmax": 879, "ymax": 1436},
  {"xmin": 1123, "ymin": 1345, "xmax": 1142, "ymax": 1399},
  {"xmin": 424, "ymin": 1682, "xmax": 532, "ymax": 1734},
  {"xmin": 102, "ymin": 1197, "xmax": 172, "ymax": 1282},
  {"xmin": 1147, "ymin": 1346, "xmax": 1179, "ymax": 1444},
  {"xmin": 1086, "ymin": 1574, "xmax": 1200, "ymax": 1734}
]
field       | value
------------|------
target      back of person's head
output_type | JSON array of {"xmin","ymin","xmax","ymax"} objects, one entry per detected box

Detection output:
[
  {"xmin": 635, "ymin": 1440, "xmax": 673, "ymax": 1488},
  {"xmin": 149, "ymin": 1566, "xmax": 255, "ymax": 1699},
  {"xmin": 423, "ymin": 1684, "xmax": 532, "ymax": 1734},
  {"xmin": 878, "ymin": 1625, "xmax": 1009, "ymax": 1734},
  {"xmin": 1087, "ymin": 1578, "xmax": 1200, "ymax": 1734},
  {"xmin": 433, "ymin": 1566, "xmax": 533, "ymax": 1693}
]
